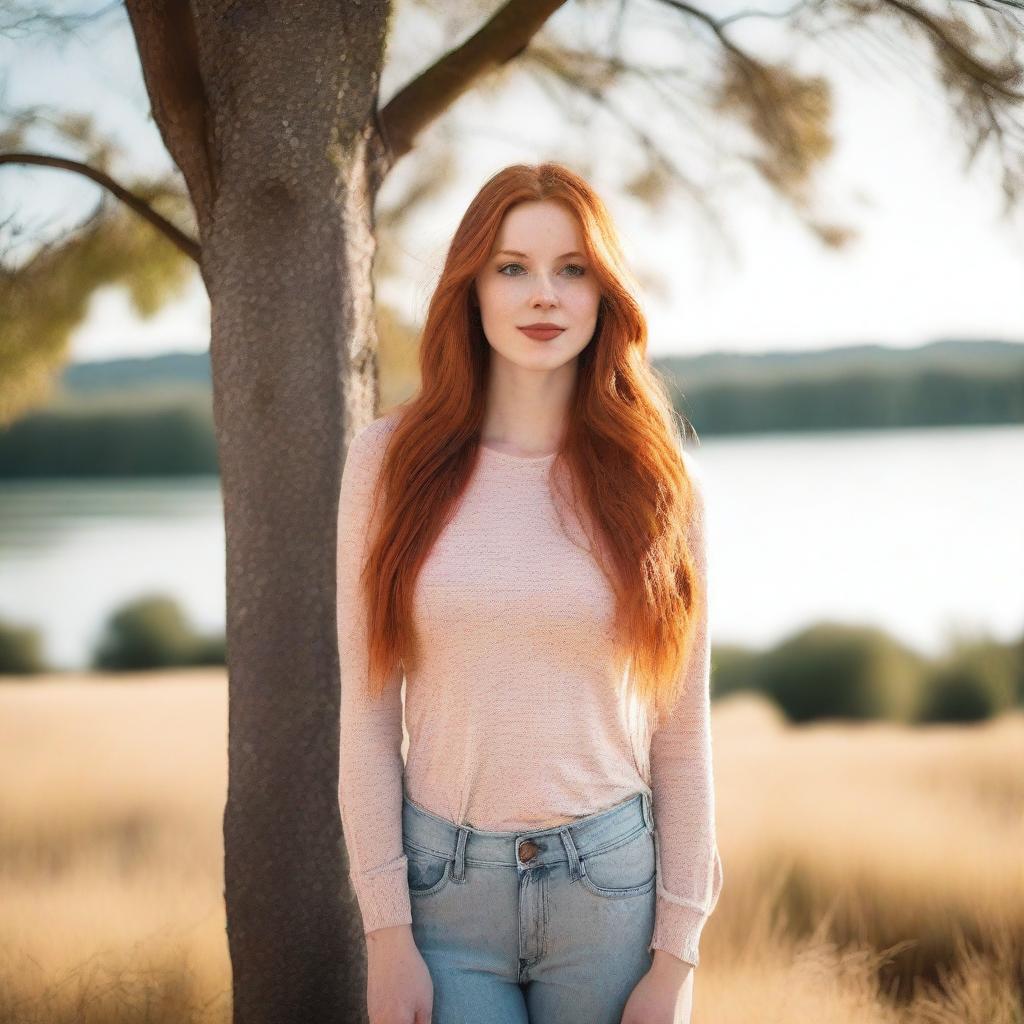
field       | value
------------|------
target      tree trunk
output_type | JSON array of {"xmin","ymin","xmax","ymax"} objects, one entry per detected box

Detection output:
[{"xmin": 127, "ymin": 4, "xmax": 393, "ymax": 1022}]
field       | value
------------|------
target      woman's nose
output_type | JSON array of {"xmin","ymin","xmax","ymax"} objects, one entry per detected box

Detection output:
[{"xmin": 531, "ymin": 279, "xmax": 558, "ymax": 304}]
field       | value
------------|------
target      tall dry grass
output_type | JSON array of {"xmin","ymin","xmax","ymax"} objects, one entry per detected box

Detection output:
[{"xmin": 0, "ymin": 673, "xmax": 1020, "ymax": 1023}]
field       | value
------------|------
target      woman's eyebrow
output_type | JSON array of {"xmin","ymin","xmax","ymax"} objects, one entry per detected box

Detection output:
[{"xmin": 495, "ymin": 249, "xmax": 586, "ymax": 260}]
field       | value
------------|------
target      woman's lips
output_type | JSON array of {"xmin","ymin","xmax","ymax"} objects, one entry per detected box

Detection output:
[{"xmin": 518, "ymin": 326, "xmax": 565, "ymax": 340}]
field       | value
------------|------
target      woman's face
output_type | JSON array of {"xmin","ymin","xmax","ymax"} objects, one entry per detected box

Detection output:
[{"xmin": 473, "ymin": 199, "xmax": 602, "ymax": 371}]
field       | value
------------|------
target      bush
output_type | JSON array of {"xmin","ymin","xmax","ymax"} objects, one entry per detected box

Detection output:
[
  {"xmin": 752, "ymin": 621, "xmax": 928, "ymax": 724},
  {"xmin": 918, "ymin": 638, "xmax": 1017, "ymax": 723},
  {"xmin": 188, "ymin": 632, "xmax": 226, "ymax": 667},
  {"xmin": 91, "ymin": 594, "xmax": 208, "ymax": 670},
  {"xmin": 0, "ymin": 620, "xmax": 49, "ymax": 674},
  {"xmin": 710, "ymin": 643, "xmax": 762, "ymax": 699},
  {"xmin": 1011, "ymin": 629, "xmax": 1024, "ymax": 707}
]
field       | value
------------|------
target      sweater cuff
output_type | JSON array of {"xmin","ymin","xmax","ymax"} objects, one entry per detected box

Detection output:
[
  {"xmin": 648, "ymin": 897, "xmax": 710, "ymax": 969},
  {"xmin": 350, "ymin": 858, "xmax": 413, "ymax": 935}
]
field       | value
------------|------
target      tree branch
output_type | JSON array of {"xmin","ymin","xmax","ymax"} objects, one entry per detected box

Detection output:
[
  {"xmin": 124, "ymin": 0, "xmax": 216, "ymax": 239},
  {"xmin": 0, "ymin": 152, "xmax": 200, "ymax": 262},
  {"xmin": 887, "ymin": 0, "xmax": 1024, "ymax": 101},
  {"xmin": 524, "ymin": 48, "xmax": 734, "ymax": 253},
  {"xmin": 377, "ymin": 0, "xmax": 569, "ymax": 168}
]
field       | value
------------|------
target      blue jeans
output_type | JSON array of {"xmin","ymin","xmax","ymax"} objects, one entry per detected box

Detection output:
[{"xmin": 401, "ymin": 789, "xmax": 657, "ymax": 1024}]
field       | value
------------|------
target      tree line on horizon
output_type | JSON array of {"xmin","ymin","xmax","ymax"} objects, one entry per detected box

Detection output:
[{"xmin": 1, "ymin": 339, "xmax": 1022, "ymax": 478}]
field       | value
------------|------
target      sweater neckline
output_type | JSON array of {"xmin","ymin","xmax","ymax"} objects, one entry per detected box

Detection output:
[{"xmin": 479, "ymin": 443, "xmax": 558, "ymax": 465}]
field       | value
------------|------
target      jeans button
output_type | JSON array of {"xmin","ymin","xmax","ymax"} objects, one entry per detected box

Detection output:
[{"xmin": 518, "ymin": 840, "xmax": 539, "ymax": 863}]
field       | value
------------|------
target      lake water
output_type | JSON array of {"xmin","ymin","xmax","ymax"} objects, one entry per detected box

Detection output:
[{"xmin": 1, "ymin": 423, "xmax": 1021, "ymax": 670}]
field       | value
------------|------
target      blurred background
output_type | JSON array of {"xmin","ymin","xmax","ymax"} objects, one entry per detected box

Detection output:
[{"xmin": 1, "ymin": 1, "xmax": 1022, "ymax": 1023}]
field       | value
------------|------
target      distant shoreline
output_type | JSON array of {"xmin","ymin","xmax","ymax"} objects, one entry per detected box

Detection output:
[{"xmin": 2, "ymin": 337, "xmax": 1023, "ymax": 479}]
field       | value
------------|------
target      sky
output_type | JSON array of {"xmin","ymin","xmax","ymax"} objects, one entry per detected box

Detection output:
[{"xmin": 3, "ymin": 1, "xmax": 1023, "ymax": 365}]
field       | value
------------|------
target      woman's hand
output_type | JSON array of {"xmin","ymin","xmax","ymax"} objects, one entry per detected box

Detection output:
[
  {"xmin": 620, "ymin": 950, "xmax": 694, "ymax": 1024},
  {"xmin": 366, "ymin": 924, "xmax": 433, "ymax": 1024}
]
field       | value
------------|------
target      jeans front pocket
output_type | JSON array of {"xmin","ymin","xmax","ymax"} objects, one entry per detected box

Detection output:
[
  {"xmin": 578, "ymin": 824, "xmax": 656, "ymax": 899},
  {"xmin": 404, "ymin": 839, "xmax": 453, "ymax": 897}
]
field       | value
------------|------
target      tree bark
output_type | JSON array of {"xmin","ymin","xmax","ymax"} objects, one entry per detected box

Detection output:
[{"xmin": 126, "ymin": 3, "xmax": 392, "ymax": 1022}]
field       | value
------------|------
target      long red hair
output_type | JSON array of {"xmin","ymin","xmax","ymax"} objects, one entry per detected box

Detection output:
[{"xmin": 360, "ymin": 161, "xmax": 705, "ymax": 731}]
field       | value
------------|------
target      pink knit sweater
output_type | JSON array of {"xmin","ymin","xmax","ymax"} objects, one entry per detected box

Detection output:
[{"xmin": 336, "ymin": 412, "xmax": 723, "ymax": 968}]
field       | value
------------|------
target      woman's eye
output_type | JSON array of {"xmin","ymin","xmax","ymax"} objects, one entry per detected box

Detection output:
[{"xmin": 498, "ymin": 262, "xmax": 586, "ymax": 277}]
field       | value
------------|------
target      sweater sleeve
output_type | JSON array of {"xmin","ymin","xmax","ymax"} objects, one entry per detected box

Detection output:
[
  {"xmin": 336, "ymin": 420, "xmax": 412, "ymax": 935},
  {"xmin": 647, "ymin": 449, "xmax": 724, "ymax": 968}
]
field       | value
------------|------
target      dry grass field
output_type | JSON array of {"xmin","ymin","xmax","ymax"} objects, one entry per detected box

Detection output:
[{"xmin": 0, "ymin": 671, "xmax": 1021, "ymax": 1023}]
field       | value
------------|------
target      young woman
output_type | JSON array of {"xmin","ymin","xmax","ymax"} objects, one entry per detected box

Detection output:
[{"xmin": 336, "ymin": 162, "xmax": 723, "ymax": 1024}]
